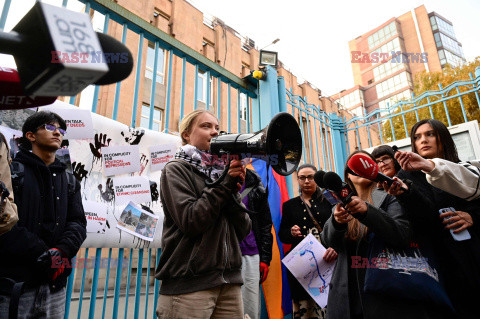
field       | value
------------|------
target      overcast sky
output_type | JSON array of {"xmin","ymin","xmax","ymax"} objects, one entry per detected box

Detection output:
[
  {"xmin": 188, "ymin": 0, "xmax": 480, "ymax": 97},
  {"xmin": 1, "ymin": 0, "xmax": 479, "ymax": 98}
]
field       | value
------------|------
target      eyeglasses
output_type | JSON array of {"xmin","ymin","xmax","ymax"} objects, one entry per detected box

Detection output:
[
  {"xmin": 376, "ymin": 157, "xmax": 393, "ymax": 165},
  {"xmin": 298, "ymin": 175, "xmax": 314, "ymax": 182},
  {"xmin": 39, "ymin": 124, "xmax": 67, "ymax": 136}
]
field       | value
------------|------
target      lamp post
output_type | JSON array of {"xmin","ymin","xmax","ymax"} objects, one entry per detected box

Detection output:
[{"xmin": 260, "ymin": 38, "xmax": 280, "ymax": 51}]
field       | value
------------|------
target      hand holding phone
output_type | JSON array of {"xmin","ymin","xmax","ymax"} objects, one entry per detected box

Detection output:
[{"xmin": 439, "ymin": 207, "xmax": 471, "ymax": 241}]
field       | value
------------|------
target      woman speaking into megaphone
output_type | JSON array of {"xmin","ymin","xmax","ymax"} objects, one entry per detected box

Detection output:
[{"xmin": 154, "ymin": 110, "xmax": 252, "ymax": 318}]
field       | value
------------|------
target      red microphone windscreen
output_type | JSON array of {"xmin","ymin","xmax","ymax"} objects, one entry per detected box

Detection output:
[
  {"xmin": 0, "ymin": 67, "xmax": 56, "ymax": 109},
  {"xmin": 347, "ymin": 153, "xmax": 379, "ymax": 180}
]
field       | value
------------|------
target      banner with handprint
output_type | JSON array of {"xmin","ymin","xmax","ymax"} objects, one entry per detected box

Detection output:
[
  {"xmin": 102, "ymin": 145, "xmax": 141, "ymax": 176},
  {"xmin": 0, "ymin": 100, "xmax": 181, "ymax": 248}
]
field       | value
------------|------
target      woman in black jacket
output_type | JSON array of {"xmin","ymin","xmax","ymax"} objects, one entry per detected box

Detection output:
[
  {"xmin": 279, "ymin": 164, "xmax": 336, "ymax": 319},
  {"xmin": 320, "ymin": 151, "xmax": 439, "ymax": 319},
  {"xmin": 385, "ymin": 119, "xmax": 480, "ymax": 319}
]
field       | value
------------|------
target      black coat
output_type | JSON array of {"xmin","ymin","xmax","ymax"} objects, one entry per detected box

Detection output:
[
  {"xmin": 397, "ymin": 169, "xmax": 480, "ymax": 319},
  {"xmin": 279, "ymin": 190, "xmax": 332, "ymax": 300},
  {"xmin": 0, "ymin": 148, "xmax": 87, "ymax": 288},
  {"xmin": 244, "ymin": 169, "xmax": 273, "ymax": 265}
]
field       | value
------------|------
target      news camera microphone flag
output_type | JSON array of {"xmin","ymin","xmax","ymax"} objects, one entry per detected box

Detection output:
[
  {"xmin": 347, "ymin": 153, "xmax": 407, "ymax": 191},
  {"xmin": 323, "ymin": 171, "xmax": 356, "ymax": 205},
  {"xmin": 0, "ymin": 2, "xmax": 132, "ymax": 97},
  {"xmin": 0, "ymin": 67, "xmax": 56, "ymax": 109}
]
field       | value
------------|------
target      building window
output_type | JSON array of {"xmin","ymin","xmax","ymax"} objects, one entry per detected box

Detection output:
[
  {"xmin": 336, "ymin": 90, "xmax": 364, "ymax": 109},
  {"xmin": 146, "ymin": 42, "xmax": 165, "ymax": 84},
  {"xmin": 375, "ymin": 72, "xmax": 412, "ymax": 100},
  {"xmin": 240, "ymin": 93, "xmax": 247, "ymax": 121},
  {"xmin": 197, "ymin": 70, "xmax": 213, "ymax": 105},
  {"xmin": 437, "ymin": 33, "xmax": 464, "ymax": 57},
  {"xmin": 140, "ymin": 103, "xmax": 162, "ymax": 131},
  {"xmin": 372, "ymin": 37, "xmax": 402, "ymax": 56},
  {"xmin": 378, "ymin": 89, "xmax": 411, "ymax": 109},
  {"xmin": 368, "ymin": 21, "xmax": 397, "ymax": 49},
  {"xmin": 430, "ymin": 16, "xmax": 456, "ymax": 39},
  {"xmin": 438, "ymin": 49, "xmax": 465, "ymax": 67},
  {"xmin": 373, "ymin": 61, "xmax": 406, "ymax": 82}
]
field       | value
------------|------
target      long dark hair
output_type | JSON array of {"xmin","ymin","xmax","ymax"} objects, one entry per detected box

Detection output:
[
  {"xmin": 343, "ymin": 150, "xmax": 375, "ymax": 241},
  {"xmin": 410, "ymin": 119, "xmax": 460, "ymax": 163}
]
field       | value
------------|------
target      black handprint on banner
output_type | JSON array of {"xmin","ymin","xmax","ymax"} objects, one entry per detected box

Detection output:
[
  {"xmin": 89, "ymin": 133, "xmax": 112, "ymax": 161},
  {"xmin": 72, "ymin": 161, "xmax": 88, "ymax": 182},
  {"xmin": 150, "ymin": 181, "xmax": 159, "ymax": 202},
  {"xmin": 98, "ymin": 178, "xmax": 115, "ymax": 203},
  {"xmin": 121, "ymin": 128, "xmax": 145, "ymax": 145}
]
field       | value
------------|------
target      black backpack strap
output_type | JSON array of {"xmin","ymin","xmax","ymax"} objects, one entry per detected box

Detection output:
[
  {"xmin": 10, "ymin": 162, "xmax": 24, "ymax": 195},
  {"xmin": 65, "ymin": 171, "xmax": 76, "ymax": 196}
]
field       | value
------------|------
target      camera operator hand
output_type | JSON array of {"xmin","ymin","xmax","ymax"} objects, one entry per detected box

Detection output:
[
  {"xmin": 344, "ymin": 196, "xmax": 368, "ymax": 215},
  {"xmin": 333, "ymin": 204, "xmax": 353, "ymax": 224},
  {"xmin": 381, "ymin": 177, "xmax": 408, "ymax": 196}
]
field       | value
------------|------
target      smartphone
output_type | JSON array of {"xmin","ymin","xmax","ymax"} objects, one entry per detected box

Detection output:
[{"xmin": 439, "ymin": 207, "xmax": 471, "ymax": 241}]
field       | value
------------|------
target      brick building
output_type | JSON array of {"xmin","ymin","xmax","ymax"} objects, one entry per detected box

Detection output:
[{"xmin": 334, "ymin": 5, "xmax": 466, "ymax": 116}]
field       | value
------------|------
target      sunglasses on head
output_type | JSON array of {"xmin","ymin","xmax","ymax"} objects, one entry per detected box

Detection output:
[{"xmin": 39, "ymin": 124, "xmax": 67, "ymax": 136}]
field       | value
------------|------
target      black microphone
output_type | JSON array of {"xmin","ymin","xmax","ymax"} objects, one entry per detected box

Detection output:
[
  {"xmin": 93, "ymin": 32, "xmax": 133, "ymax": 85},
  {"xmin": 313, "ymin": 170, "xmax": 326, "ymax": 188},
  {"xmin": 0, "ymin": 2, "xmax": 108, "ymax": 96},
  {"xmin": 323, "ymin": 171, "xmax": 356, "ymax": 205}
]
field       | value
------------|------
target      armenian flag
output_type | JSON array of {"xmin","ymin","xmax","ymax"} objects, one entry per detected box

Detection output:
[{"xmin": 248, "ymin": 158, "xmax": 293, "ymax": 318}]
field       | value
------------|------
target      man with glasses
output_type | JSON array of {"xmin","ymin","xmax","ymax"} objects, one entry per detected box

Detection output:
[{"xmin": 0, "ymin": 111, "xmax": 86, "ymax": 318}]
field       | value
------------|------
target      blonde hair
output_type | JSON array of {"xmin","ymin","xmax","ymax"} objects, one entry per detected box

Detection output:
[{"xmin": 179, "ymin": 110, "xmax": 217, "ymax": 145}]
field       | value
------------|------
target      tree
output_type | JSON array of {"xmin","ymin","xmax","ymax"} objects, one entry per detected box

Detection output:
[{"xmin": 380, "ymin": 57, "xmax": 480, "ymax": 142}]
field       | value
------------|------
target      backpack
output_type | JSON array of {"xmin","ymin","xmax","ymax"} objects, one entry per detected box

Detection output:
[{"xmin": 11, "ymin": 161, "xmax": 76, "ymax": 197}]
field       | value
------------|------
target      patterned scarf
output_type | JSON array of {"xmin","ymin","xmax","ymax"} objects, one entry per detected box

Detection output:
[{"xmin": 174, "ymin": 144, "xmax": 226, "ymax": 180}]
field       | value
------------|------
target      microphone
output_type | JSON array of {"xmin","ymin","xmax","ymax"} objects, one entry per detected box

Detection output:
[
  {"xmin": 347, "ymin": 153, "xmax": 396, "ymax": 186},
  {"xmin": 90, "ymin": 32, "xmax": 133, "ymax": 85},
  {"xmin": 0, "ymin": 2, "xmax": 110, "ymax": 96},
  {"xmin": 0, "ymin": 67, "xmax": 56, "ymax": 109},
  {"xmin": 323, "ymin": 171, "xmax": 356, "ymax": 205},
  {"xmin": 313, "ymin": 170, "xmax": 326, "ymax": 188}
]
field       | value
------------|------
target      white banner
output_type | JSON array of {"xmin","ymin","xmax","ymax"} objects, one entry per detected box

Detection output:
[{"xmin": 0, "ymin": 101, "xmax": 181, "ymax": 248}]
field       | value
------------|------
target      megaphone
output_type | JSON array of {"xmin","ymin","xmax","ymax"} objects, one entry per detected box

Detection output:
[{"xmin": 210, "ymin": 112, "xmax": 302, "ymax": 176}]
